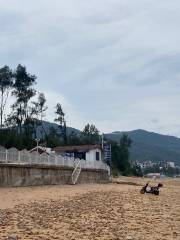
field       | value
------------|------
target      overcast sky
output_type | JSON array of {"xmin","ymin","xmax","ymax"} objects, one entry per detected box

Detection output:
[{"xmin": 0, "ymin": 0, "xmax": 180, "ymax": 136}]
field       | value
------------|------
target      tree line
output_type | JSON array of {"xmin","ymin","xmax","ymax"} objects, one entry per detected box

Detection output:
[{"xmin": 0, "ymin": 64, "xmax": 138, "ymax": 176}]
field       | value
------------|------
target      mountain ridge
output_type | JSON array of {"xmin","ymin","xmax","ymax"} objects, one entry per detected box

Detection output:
[
  {"xmin": 105, "ymin": 129, "xmax": 180, "ymax": 166},
  {"xmin": 40, "ymin": 121, "xmax": 180, "ymax": 166}
]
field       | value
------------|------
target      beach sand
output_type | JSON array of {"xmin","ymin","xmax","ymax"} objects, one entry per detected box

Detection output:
[{"xmin": 0, "ymin": 177, "xmax": 179, "ymax": 239}]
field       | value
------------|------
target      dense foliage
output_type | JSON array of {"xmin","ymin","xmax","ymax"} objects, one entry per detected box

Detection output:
[{"xmin": 110, "ymin": 135, "xmax": 142, "ymax": 176}]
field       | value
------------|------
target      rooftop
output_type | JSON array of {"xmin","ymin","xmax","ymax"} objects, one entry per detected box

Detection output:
[
  {"xmin": 29, "ymin": 146, "xmax": 52, "ymax": 155},
  {"xmin": 53, "ymin": 145, "xmax": 102, "ymax": 153}
]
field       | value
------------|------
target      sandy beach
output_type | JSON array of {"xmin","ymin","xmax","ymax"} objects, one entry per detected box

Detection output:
[{"xmin": 0, "ymin": 177, "xmax": 180, "ymax": 240}]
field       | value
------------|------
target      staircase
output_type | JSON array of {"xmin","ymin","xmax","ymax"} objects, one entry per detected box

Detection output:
[{"xmin": 71, "ymin": 159, "xmax": 81, "ymax": 185}]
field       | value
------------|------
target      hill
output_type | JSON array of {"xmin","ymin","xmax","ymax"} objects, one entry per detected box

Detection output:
[
  {"xmin": 37, "ymin": 123, "xmax": 180, "ymax": 166},
  {"xmin": 36, "ymin": 121, "xmax": 80, "ymax": 137},
  {"xmin": 105, "ymin": 129, "xmax": 180, "ymax": 166}
]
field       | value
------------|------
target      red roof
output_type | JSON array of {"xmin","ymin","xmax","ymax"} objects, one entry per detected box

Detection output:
[{"xmin": 53, "ymin": 145, "xmax": 102, "ymax": 153}]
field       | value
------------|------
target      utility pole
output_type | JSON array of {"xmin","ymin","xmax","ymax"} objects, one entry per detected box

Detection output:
[
  {"xmin": 35, "ymin": 138, "xmax": 40, "ymax": 153},
  {"xmin": 101, "ymin": 133, "xmax": 104, "ymax": 149}
]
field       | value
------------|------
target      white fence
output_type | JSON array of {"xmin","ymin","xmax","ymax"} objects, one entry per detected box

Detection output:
[{"xmin": 0, "ymin": 146, "xmax": 109, "ymax": 171}]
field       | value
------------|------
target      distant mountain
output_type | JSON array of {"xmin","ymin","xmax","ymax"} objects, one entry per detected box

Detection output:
[
  {"xmin": 105, "ymin": 129, "xmax": 180, "ymax": 166},
  {"xmin": 38, "ymin": 122, "xmax": 180, "ymax": 166},
  {"xmin": 36, "ymin": 121, "xmax": 80, "ymax": 138}
]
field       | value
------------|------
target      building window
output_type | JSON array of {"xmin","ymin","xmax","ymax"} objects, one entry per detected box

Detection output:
[{"xmin": 96, "ymin": 152, "xmax": 100, "ymax": 161}]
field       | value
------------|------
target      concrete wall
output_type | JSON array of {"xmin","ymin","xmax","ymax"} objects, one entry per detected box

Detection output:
[{"xmin": 0, "ymin": 164, "xmax": 109, "ymax": 187}]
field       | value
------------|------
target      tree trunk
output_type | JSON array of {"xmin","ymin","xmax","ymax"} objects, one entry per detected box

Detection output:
[{"xmin": 0, "ymin": 89, "xmax": 4, "ymax": 129}]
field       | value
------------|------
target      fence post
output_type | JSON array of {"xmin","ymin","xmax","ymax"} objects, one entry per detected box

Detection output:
[
  {"xmin": 18, "ymin": 151, "xmax": 21, "ymax": 164},
  {"xmin": 5, "ymin": 149, "xmax": 8, "ymax": 163},
  {"xmin": 29, "ymin": 153, "xmax": 31, "ymax": 164}
]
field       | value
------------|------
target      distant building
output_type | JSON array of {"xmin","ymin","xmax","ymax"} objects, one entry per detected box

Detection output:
[
  {"xmin": 145, "ymin": 173, "xmax": 161, "ymax": 178},
  {"xmin": 166, "ymin": 162, "xmax": 175, "ymax": 168},
  {"xmin": 136, "ymin": 161, "xmax": 155, "ymax": 169},
  {"xmin": 53, "ymin": 145, "xmax": 102, "ymax": 162}
]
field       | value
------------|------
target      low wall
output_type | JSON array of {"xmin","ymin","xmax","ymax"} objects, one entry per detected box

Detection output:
[{"xmin": 0, "ymin": 164, "xmax": 110, "ymax": 187}]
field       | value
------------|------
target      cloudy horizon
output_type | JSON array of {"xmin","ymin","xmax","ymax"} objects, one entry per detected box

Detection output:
[{"xmin": 1, "ymin": 0, "xmax": 180, "ymax": 136}]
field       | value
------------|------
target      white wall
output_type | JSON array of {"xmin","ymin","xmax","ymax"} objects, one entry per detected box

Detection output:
[
  {"xmin": 167, "ymin": 162, "xmax": 175, "ymax": 168},
  {"xmin": 85, "ymin": 148, "xmax": 102, "ymax": 162}
]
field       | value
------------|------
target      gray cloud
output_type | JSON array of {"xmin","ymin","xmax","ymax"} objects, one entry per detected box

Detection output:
[{"xmin": 0, "ymin": 0, "xmax": 180, "ymax": 135}]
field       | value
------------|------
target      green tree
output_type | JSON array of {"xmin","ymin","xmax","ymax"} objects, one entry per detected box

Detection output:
[
  {"xmin": 68, "ymin": 131, "xmax": 81, "ymax": 145},
  {"xmin": 36, "ymin": 93, "xmax": 48, "ymax": 122},
  {"xmin": 9, "ymin": 64, "xmax": 36, "ymax": 133},
  {"xmin": 131, "ymin": 164, "xmax": 143, "ymax": 177},
  {"xmin": 81, "ymin": 123, "xmax": 100, "ymax": 144},
  {"xmin": 31, "ymin": 92, "xmax": 48, "ymax": 139},
  {"xmin": 44, "ymin": 126, "xmax": 62, "ymax": 148},
  {"xmin": 0, "ymin": 65, "xmax": 13, "ymax": 128},
  {"xmin": 111, "ymin": 134, "xmax": 132, "ymax": 175},
  {"xmin": 54, "ymin": 103, "xmax": 67, "ymax": 144}
]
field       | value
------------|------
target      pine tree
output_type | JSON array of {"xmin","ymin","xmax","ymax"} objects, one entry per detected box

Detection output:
[
  {"xmin": 82, "ymin": 123, "xmax": 100, "ymax": 144},
  {"xmin": 31, "ymin": 93, "xmax": 48, "ymax": 139},
  {"xmin": 9, "ymin": 64, "xmax": 36, "ymax": 133},
  {"xmin": 54, "ymin": 103, "xmax": 67, "ymax": 144}
]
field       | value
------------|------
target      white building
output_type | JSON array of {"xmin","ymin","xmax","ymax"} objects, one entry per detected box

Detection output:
[
  {"xmin": 53, "ymin": 145, "xmax": 103, "ymax": 162},
  {"xmin": 136, "ymin": 161, "xmax": 154, "ymax": 169},
  {"xmin": 166, "ymin": 162, "xmax": 175, "ymax": 168},
  {"xmin": 145, "ymin": 173, "xmax": 161, "ymax": 178}
]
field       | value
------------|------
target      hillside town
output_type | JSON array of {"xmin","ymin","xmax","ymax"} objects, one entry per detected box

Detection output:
[{"xmin": 134, "ymin": 160, "xmax": 180, "ymax": 177}]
